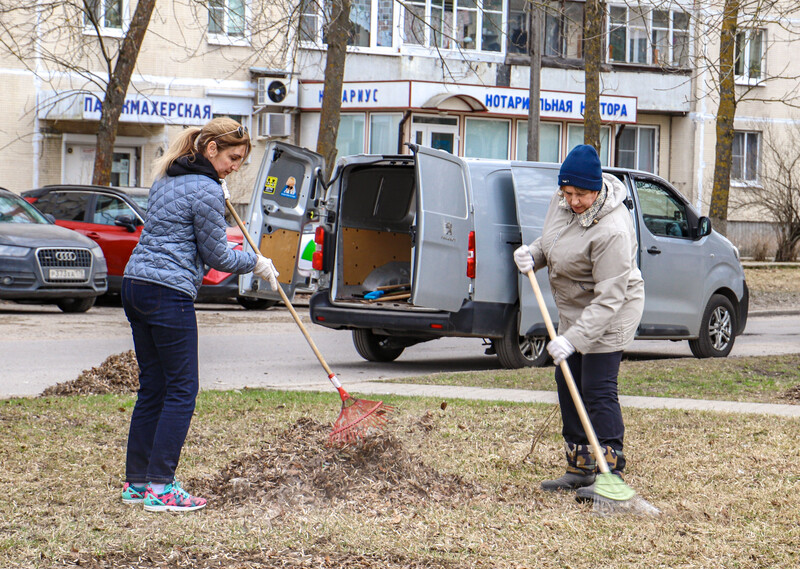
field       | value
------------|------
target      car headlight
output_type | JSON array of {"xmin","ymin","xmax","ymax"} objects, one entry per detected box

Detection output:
[
  {"xmin": 0, "ymin": 244, "xmax": 30, "ymax": 257},
  {"xmin": 91, "ymin": 245, "xmax": 105, "ymax": 259}
]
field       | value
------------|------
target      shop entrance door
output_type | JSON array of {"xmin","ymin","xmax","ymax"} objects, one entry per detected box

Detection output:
[
  {"xmin": 411, "ymin": 115, "xmax": 459, "ymax": 154},
  {"xmin": 64, "ymin": 145, "xmax": 138, "ymax": 186}
]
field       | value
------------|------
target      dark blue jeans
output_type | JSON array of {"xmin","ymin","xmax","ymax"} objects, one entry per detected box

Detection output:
[
  {"xmin": 554, "ymin": 351, "xmax": 625, "ymax": 452},
  {"xmin": 122, "ymin": 278, "xmax": 199, "ymax": 485}
]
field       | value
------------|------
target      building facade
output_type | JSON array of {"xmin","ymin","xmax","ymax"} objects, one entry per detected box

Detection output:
[{"xmin": 1, "ymin": 1, "xmax": 797, "ymax": 255}]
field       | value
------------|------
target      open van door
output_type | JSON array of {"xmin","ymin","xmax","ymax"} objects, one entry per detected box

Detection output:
[
  {"xmin": 239, "ymin": 141, "xmax": 324, "ymax": 301},
  {"xmin": 510, "ymin": 164, "xmax": 560, "ymax": 335},
  {"xmin": 411, "ymin": 145, "xmax": 472, "ymax": 312}
]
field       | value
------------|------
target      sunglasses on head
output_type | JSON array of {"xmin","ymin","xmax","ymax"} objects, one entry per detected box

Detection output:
[{"xmin": 214, "ymin": 125, "xmax": 248, "ymax": 140}]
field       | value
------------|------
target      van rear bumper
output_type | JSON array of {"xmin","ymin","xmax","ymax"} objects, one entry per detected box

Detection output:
[{"xmin": 308, "ymin": 292, "xmax": 513, "ymax": 338}]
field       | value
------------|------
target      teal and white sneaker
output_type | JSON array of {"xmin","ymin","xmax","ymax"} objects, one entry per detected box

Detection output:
[
  {"xmin": 121, "ymin": 482, "xmax": 147, "ymax": 504},
  {"xmin": 143, "ymin": 481, "xmax": 207, "ymax": 513}
]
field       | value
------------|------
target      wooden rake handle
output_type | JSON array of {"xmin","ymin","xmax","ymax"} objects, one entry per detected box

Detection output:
[
  {"xmin": 226, "ymin": 200, "xmax": 336, "ymax": 379},
  {"xmin": 526, "ymin": 270, "xmax": 612, "ymax": 475}
]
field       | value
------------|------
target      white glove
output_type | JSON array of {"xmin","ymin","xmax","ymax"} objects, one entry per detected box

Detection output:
[
  {"xmin": 221, "ymin": 179, "xmax": 230, "ymax": 201},
  {"xmin": 547, "ymin": 335, "xmax": 575, "ymax": 365},
  {"xmin": 513, "ymin": 244, "xmax": 535, "ymax": 274},
  {"xmin": 254, "ymin": 255, "xmax": 279, "ymax": 291}
]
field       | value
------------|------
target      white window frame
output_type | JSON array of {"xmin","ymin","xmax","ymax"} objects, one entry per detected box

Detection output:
[
  {"xmin": 616, "ymin": 125, "xmax": 658, "ymax": 173},
  {"xmin": 401, "ymin": 0, "xmax": 507, "ymax": 57},
  {"xmin": 299, "ymin": 0, "xmax": 398, "ymax": 53},
  {"xmin": 734, "ymin": 28, "xmax": 765, "ymax": 85},
  {"xmin": 515, "ymin": 120, "xmax": 562, "ymax": 162},
  {"xmin": 208, "ymin": 0, "xmax": 250, "ymax": 46},
  {"xmin": 83, "ymin": 0, "xmax": 128, "ymax": 38},
  {"xmin": 566, "ymin": 124, "xmax": 611, "ymax": 166},
  {"xmin": 368, "ymin": 112, "xmax": 404, "ymax": 154},
  {"xmin": 607, "ymin": 4, "xmax": 691, "ymax": 67},
  {"xmin": 464, "ymin": 116, "xmax": 511, "ymax": 159},
  {"xmin": 731, "ymin": 131, "xmax": 760, "ymax": 185}
]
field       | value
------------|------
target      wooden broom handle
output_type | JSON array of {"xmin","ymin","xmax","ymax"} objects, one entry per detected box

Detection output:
[
  {"xmin": 226, "ymin": 200, "xmax": 335, "ymax": 377},
  {"xmin": 526, "ymin": 270, "xmax": 611, "ymax": 475}
]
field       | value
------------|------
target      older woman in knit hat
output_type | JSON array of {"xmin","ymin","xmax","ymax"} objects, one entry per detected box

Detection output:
[{"xmin": 513, "ymin": 144, "xmax": 644, "ymax": 492}]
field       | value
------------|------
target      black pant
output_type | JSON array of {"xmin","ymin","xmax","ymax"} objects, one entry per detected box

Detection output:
[{"xmin": 555, "ymin": 351, "xmax": 624, "ymax": 452}]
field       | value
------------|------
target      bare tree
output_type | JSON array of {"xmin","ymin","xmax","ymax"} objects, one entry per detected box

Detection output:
[
  {"xmin": 527, "ymin": 1, "xmax": 544, "ymax": 161},
  {"xmin": 731, "ymin": 122, "xmax": 800, "ymax": 261},
  {"xmin": 583, "ymin": 0, "xmax": 603, "ymax": 150}
]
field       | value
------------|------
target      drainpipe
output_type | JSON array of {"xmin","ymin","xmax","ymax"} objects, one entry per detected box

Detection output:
[{"xmin": 32, "ymin": 0, "xmax": 44, "ymax": 189}]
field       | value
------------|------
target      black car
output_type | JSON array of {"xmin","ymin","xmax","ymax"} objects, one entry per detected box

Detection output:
[{"xmin": 0, "ymin": 187, "xmax": 107, "ymax": 312}]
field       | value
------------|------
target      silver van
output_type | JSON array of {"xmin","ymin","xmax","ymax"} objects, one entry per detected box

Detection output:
[{"xmin": 240, "ymin": 143, "xmax": 748, "ymax": 368}]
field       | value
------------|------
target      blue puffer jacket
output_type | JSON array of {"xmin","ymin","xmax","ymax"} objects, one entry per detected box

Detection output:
[{"xmin": 124, "ymin": 155, "xmax": 257, "ymax": 299}]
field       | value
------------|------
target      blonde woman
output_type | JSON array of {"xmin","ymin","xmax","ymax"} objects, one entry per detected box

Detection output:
[{"xmin": 120, "ymin": 117, "xmax": 278, "ymax": 512}]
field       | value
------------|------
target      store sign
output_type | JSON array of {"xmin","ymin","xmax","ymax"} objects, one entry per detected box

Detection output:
[
  {"xmin": 82, "ymin": 93, "xmax": 213, "ymax": 125},
  {"xmin": 299, "ymin": 81, "xmax": 637, "ymax": 124},
  {"xmin": 37, "ymin": 91, "xmax": 213, "ymax": 125}
]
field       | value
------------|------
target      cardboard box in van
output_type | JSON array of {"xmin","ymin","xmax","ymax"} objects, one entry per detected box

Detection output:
[{"xmin": 240, "ymin": 142, "xmax": 748, "ymax": 368}]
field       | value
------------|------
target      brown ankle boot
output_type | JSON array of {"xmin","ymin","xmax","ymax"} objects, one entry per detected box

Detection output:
[{"xmin": 541, "ymin": 442, "xmax": 597, "ymax": 492}]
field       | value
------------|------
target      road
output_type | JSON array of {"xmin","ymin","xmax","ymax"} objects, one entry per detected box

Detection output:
[{"xmin": 1, "ymin": 300, "xmax": 798, "ymax": 399}]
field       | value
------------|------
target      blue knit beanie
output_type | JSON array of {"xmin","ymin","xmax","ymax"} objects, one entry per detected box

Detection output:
[{"xmin": 558, "ymin": 144, "xmax": 603, "ymax": 191}]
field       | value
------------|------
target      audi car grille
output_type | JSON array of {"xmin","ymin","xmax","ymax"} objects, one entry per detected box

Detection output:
[{"xmin": 36, "ymin": 248, "xmax": 92, "ymax": 284}]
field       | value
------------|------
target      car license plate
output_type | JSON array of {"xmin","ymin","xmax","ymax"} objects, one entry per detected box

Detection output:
[{"xmin": 49, "ymin": 268, "xmax": 86, "ymax": 280}]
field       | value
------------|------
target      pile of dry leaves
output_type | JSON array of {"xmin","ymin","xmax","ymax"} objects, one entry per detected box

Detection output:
[
  {"xmin": 41, "ymin": 350, "xmax": 139, "ymax": 397},
  {"xmin": 191, "ymin": 416, "xmax": 480, "ymax": 512}
]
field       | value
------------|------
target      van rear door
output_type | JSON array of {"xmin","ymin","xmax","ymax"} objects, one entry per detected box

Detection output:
[
  {"xmin": 239, "ymin": 142, "xmax": 324, "ymax": 301},
  {"xmin": 411, "ymin": 146, "xmax": 472, "ymax": 312},
  {"xmin": 510, "ymin": 164, "xmax": 560, "ymax": 335}
]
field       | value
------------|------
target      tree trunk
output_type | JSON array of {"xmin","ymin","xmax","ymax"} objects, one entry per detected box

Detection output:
[
  {"xmin": 526, "ymin": 5, "xmax": 543, "ymax": 161},
  {"xmin": 316, "ymin": 0, "xmax": 351, "ymax": 179},
  {"xmin": 91, "ymin": 0, "xmax": 156, "ymax": 186},
  {"xmin": 583, "ymin": 0, "xmax": 602, "ymax": 150},
  {"xmin": 708, "ymin": 0, "xmax": 741, "ymax": 237}
]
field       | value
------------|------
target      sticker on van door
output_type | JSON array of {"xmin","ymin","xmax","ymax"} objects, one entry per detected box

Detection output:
[
  {"xmin": 280, "ymin": 176, "xmax": 298, "ymax": 199},
  {"xmin": 263, "ymin": 176, "xmax": 278, "ymax": 195}
]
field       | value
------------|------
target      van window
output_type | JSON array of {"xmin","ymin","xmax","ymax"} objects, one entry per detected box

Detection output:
[{"xmin": 636, "ymin": 179, "xmax": 689, "ymax": 238}]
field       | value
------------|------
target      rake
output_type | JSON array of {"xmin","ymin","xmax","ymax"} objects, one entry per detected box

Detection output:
[
  {"xmin": 225, "ymin": 198, "xmax": 393, "ymax": 445},
  {"xmin": 526, "ymin": 269, "xmax": 659, "ymax": 516}
]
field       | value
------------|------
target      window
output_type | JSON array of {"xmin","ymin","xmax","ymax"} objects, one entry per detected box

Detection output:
[
  {"xmin": 209, "ymin": 0, "xmax": 246, "ymax": 39},
  {"xmin": 336, "ymin": 114, "xmax": 367, "ymax": 158},
  {"xmin": 608, "ymin": 4, "xmax": 690, "ymax": 67},
  {"xmin": 735, "ymin": 29, "xmax": 764, "ymax": 83},
  {"xmin": 33, "ymin": 192, "xmax": 92, "ymax": 222},
  {"xmin": 516, "ymin": 121, "xmax": 561, "ymax": 162},
  {"xmin": 566, "ymin": 125, "xmax": 610, "ymax": 165},
  {"xmin": 84, "ymin": 0, "xmax": 123, "ymax": 32},
  {"xmin": 301, "ymin": 0, "xmax": 394, "ymax": 47},
  {"xmin": 636, "ymin": 180, "xmax": 689, "ymax": 238},
  {"xmin": 403, "ymin": 0, "xmax": 503, "ymax": 53},
  {"xmin": 507, "ymin": 0, "xmax": 528, "ymax": 54},
  {"xmin": 465, "ymin": 118, "xmax": 510, "ymax": 159},
  {"xmin": 731, "ymin": 131, "xmax": 759, "ymax": 182},
  {"xmin": 616, "ymin": 126, "xmax": 657, "ymax": 173},
  {"xmin": 369, "ymin": 113, "xmax": 403, "ymax": 154},
  {"xmin": 93, "ymin": 195, "xmax": 137, "ymax": 226},
  {"xmin": 544, "ymin": 1, "xmax": 584, "ymax": 59}
]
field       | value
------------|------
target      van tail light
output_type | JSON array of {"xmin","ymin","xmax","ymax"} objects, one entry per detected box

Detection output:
[
  {"xmin": 466, "ymin": 230, "xmax": 476, "ymax": 278},
  {"xmin": 312, "ymin": 226, "xmax": 326, "ymax": 271}
]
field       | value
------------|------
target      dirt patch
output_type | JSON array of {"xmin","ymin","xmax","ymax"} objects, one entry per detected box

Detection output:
[
  {"xmin": 41, "ymin": 350, "xmax": 139, "ymax": 397},
  {"xmin": 190, "ymin": 416, "xmax": 480, "ymax": 513},
  {"xmin": 65, "ymin": 548, "xmax": 467, "ymax": 569},
  {"xmin": 781, "ymin": 385, "xmax": 800, "ymax": 401}
]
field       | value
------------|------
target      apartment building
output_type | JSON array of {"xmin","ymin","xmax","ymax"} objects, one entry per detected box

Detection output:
[{"xmin": 1, "ymin": 1, "xmax": 797, "ymax": 253}]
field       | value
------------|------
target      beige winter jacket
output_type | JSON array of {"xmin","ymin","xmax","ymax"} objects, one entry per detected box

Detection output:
[{"xmin": 529, "ymin": 173, "xmax": 645, "ymax": 354}]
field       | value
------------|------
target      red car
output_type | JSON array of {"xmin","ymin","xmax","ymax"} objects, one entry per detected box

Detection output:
[{"xmin": 23, "ymin": 185, "xmax": 274, "ymax": 309}]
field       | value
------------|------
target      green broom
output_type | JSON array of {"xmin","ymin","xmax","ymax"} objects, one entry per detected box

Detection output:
[{"xmin": 526, "ymin": 270, "xmax": 660, "ymax": 516}]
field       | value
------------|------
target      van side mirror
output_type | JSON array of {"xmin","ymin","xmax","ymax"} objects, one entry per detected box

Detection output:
[
  {"xmin": 115, "ymin": 214, "xmax": 138, "ymax": 233},
  {"xmin": 697, "ymin": 216, "xmax": 712, "ymax": 238}
]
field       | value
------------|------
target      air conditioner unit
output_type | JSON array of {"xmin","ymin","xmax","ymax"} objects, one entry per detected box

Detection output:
[
  {"xmin": 258, "ymin": 113, "xmax": 291, "ymax": 138},
  {"xmin": 257, "ymin": 77, "xmax": 299, "ymax": 107}
]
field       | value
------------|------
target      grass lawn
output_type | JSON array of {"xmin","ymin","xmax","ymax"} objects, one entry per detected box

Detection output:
[{"xmin": 1, "ymin": 387, "xmax": 799, "ymax": 568}]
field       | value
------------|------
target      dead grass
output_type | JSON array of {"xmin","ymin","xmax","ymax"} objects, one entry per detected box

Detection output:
[{"xmin": 1, "ymin": 390, "xmax": 799, "ymax": 568}]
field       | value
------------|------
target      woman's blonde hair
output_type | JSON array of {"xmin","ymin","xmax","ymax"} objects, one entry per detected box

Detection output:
[{"xmin": 153, "ymin": 116, "xmax": 252, "ymax": 178}]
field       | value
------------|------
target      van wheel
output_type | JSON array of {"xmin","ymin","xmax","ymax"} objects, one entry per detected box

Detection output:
[
  {"xmin": 56, "ymin": 297, "xmax": 96, "ymax": 313},
  {"xmin": 237, "ymin": 296, "xmax": 277, "ymax": 310},
  {"xmin": 688, "ymin": 294, "xmax": 736, "ymax": 358},
  {"xmin": 495, "ymin": 312, "xmax": 550, "ymax": 368},
  {"xmin": 352, "ymin": 329, "xmax": 405, "ymax": 362}
]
